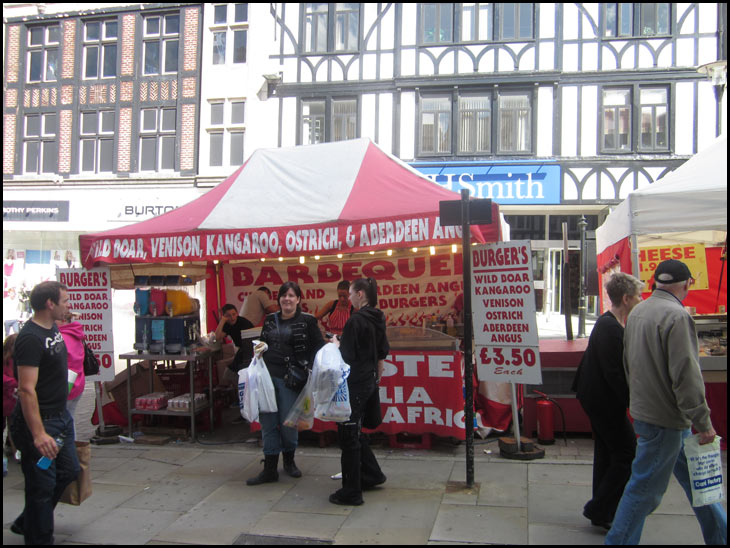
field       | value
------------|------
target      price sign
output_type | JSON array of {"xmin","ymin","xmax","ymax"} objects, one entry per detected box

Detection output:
[
  {"xmin": 471, "ymin": 241, "xmax": 542, "ymax": 384},
  {"xmin": 57, "ymin": 267, "xmax": 115, "ymax": 382}
]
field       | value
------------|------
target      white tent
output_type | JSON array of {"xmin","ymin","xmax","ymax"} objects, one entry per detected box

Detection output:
[{"xmin": 597, "ymin": 134, "xmax": 727, "ymax": 275}]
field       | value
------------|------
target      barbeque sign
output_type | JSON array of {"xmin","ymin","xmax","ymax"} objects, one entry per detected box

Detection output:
[{"xmin": 471, "ymin": 241, "xmax": 542, "ymax": 384}]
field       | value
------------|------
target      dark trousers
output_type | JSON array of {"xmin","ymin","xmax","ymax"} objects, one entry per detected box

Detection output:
[
  {"xmin": 336, "ymin": 377, "xmax": 384, "ymax": 500},
  {"xmin": 583, "ymin": 410, "xmax": 636, "ymax": 523},
  {"xmin": 10, "ymin": 408, "xmax": 80, "ymax": 545}
]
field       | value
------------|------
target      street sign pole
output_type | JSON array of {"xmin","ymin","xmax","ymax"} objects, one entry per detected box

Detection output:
[{"xmin": 460, "ymin": 189, "xmax": 475, "ymax": 488}]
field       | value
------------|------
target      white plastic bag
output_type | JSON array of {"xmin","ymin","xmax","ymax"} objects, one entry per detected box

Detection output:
[
  {"xmin": 684, "ymin": 434, "xmax": 725, "ymax": 507},
  {"xmin": 248, "ymin": 341, "xmax": 277, "ymax": 414},
  {"xmin": 317, "ymin": 374, "xmax": 351, "ymax": 422},
  {"xmin": 283, "ymin": 374, "xmax": 315, "ymax": 431},
  {"xmin": 312, "ymin": 343, "xmax": 351, "ymax": 422},
  {"xmin": 237, "ymin": 366, "xmax": 249, "ymax": 420}
]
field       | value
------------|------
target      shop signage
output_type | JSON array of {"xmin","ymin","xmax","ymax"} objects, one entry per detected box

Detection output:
[
  {"xmin": 3, "ymin": 200, "xmax": 70, "ymax": 222},
  {"xmin": 638, "ymin": 244, "xmax": 709, "ymax": 290},
  {"xmin": 413, "ymin": 162, "xmax": 561, "ymax": 205},
  {"xmin": 56, "ymin": 267, "xmax": 115, "ymax": 382},
  {"xmin": 223, "ymin": 252, "xmax": 464, "ymax": 326},
  {"xmin": 471, "ymin": 241, "xmax": 542, "ymax": 384}
]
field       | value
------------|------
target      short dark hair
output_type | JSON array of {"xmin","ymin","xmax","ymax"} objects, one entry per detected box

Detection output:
[
  {"xmin": 257, "ymin": 286, "xmax": 272, "ymax": 297},
  {"xmin": 336, "ymin": 280, "xmax": 350, "ymax": 292},
  {"xmin": 30, "ymin": 281, "xmax": 66, "ymax": 312},
  {"xmin": 221, "ymin": 304, "xmax": 237, "ymax": 314}
]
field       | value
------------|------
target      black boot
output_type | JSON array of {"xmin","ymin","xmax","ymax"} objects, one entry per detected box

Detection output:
[
  {"xmin": 282, "ymin": 451, "xmax": 302, "ymax": 478},
  {"xmin": 246, "ymin": 454, "xmax": 279, "ymax": 485}
]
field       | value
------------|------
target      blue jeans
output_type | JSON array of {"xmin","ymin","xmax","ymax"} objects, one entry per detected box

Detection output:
[
  {"xmin": 606, "ymin": 420, "xmax": 727, "ymax": 545},
  {"xmin": 10, "ymin": 408, "xmax": 80, "ymax": 545},
  {"xmin": 259, "ymin": 375, "xmax": 299, "ymax": 456}
]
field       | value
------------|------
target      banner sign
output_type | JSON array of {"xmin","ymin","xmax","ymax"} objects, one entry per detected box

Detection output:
[
  {"xmin": 57, "ymin": 267, "xmax": 115, "ymax": 382},
  {"xmin": 413, "ymin": 162, "xmax": 561, "ymax": 205},
  {"xmin": 223, "ymin": 252, "xmax": 464, "ymax": 326},
  {"xmin": 639, "ymin": 244, "xmax": 708, "ymax": 290},
  {"xmin": 471, "ymin": 241, "xmax": 542, "ymax": 384},
  {"xmin": 81, "ymin": 215, "xmax": 491, "ymax": 266}
]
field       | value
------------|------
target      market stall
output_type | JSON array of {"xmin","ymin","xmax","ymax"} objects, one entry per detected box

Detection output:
[
  {"xmin": 596, "ymin": 133, "xmax": 727, "ymax": 442},
  {"xmin": 79, "ymin": 138, "xmax": 508, "ymax": 439}
]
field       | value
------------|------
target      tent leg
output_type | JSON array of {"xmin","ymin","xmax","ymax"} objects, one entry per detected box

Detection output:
[{"xmin": 630, "ymin": 235, "xmax": 640, "ymax": 279}]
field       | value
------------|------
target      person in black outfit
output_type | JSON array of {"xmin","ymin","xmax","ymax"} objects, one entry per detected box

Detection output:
[
  {"xmin": 329, "ymin": 277, "xmax": 389, "ymax": 506},
  {"xmin": 247, "ymin": 282, "xmax": 324, "ymax": 485},
  {"xmin": 572, "ymin": 272, "xmax": 644, "ymax": 530},
  {"xmin": 215, "ymin": 304, "xmax": 255, "ymax": 386},
  {"xmin": 10, "ymin": 281, "xmax": 80, "ymax": 544}
]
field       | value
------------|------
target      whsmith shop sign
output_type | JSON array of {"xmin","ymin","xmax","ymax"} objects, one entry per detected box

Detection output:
[{"xmin": 412, "ymin": 161, "xmax": 561, "ymax": 205}]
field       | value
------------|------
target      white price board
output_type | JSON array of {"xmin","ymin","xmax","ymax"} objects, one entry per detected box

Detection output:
[
  {"xmin": 471, "ymin": 241, "xmax": 542, "ymax": 384},
  {"xmin": 57, "ymin": 268, "xmax": 115, "ymax": 382}
]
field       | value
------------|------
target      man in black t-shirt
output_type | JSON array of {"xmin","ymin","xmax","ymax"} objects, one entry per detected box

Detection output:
[
  {"xmin": 215, "ymin": 304, "xmax": 255, "ymax": 386},
  {"xmin": 10, "ymin": 281, "xmax": 80, "ymax": 545}
]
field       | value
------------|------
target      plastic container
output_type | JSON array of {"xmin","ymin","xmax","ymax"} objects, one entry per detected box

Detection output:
[
  {"xmin": 166, "ymin": 290, "xmax": 195, "ymax": 316},
  {"xmin": 37, "ymin": 434, "xmax": 65, "ymax": 469},
  {"xmin": 135, "ymin": 288, "xmax": 150, "ymax": 315},
  {"xmin": 149, "ymin": 288, "xmax": 167, "ymax": 316}
]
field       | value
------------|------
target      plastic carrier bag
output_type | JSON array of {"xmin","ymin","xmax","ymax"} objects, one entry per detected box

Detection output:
[
  {"xmin": 241, "ymin": 341, "xmax": 277, "ymax": 422},
  {"xmin": 283, "ymin": 374, "xmax": 315, "ymax": 431},
  {"xmin": 684, "ymin": 434, "xmax": 725, "ymax": 507},
  {"xmin": 312, "ymin": 343, "xmax": 351, "ymax": 422}
]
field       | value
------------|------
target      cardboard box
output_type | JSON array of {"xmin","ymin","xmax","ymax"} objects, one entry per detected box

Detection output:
[{"xmin": 105, "ymin": 361, "xmax": 166, "ymax": 419}]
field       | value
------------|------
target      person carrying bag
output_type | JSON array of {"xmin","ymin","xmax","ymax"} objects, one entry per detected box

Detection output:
[{"xmin": 246, "ymin": 282, "xmax": 324, "ymax": 486}]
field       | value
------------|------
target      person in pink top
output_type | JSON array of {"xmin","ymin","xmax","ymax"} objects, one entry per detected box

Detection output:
[{"xmin": 57, "ymin": 312, "xmax": 86, "ymax": 420}]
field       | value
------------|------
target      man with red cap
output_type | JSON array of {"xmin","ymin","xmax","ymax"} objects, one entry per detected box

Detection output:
[{"xmin": 606, "ymin": 259, "xmax": 726, "ymax": 545}]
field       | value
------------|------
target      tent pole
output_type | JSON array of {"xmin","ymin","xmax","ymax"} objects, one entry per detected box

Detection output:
[{"xmin": 630, "ymin": 235, "xmax": 640, "ymax": 278}]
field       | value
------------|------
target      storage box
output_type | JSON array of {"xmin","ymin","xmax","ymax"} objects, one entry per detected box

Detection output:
[{"xmin": 105, "ymin": 361, "xmax": 166, "ymax": 419}]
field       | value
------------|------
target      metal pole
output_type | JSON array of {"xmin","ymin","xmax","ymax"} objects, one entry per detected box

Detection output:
[
  {"xmin": 461, "ymin": 189, "xmax": 475, "ymax": 489},
  {"xmin": 578, "ymin": 215, "xmax": 587, "ymax": 338},
  {"xmin": 562, "ymin": 223, "xmax": 573, "ymax": 341},
  {"xmin": 510, "ymin": 382, "xmax": 521, "ymax": 452}
]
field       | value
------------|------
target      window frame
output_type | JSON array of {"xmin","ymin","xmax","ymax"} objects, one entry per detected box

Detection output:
[
  {"xmin": 26, "ymin": 24, "xmax": 60, "ymax": 83},
  {"xmin": 603, "ymin": 3, "xmax": 671, "ymax": 38},
  {"xmin": 207, "ymin": 99, "xmax": 246, "ymax": 168},
  {"xmin": 298, "ymin": 96, "xmax": 359, "ymax": 145},
  {"xmin": 23, "ymin": 113, "xmax": 58, "ymax": 174},
  {"xmin": 142, "ymin": 13, "xmax": 180, "ymax": 76},
  {"xmin": 302, "ymin": 3, "xmax": 361, "ymax": 54},
  {"xmin": 139, "ymin": 107, "xmax": 177, "ymax": 172},
  {"xmin": 210, "ymin": 3, "xmax": 249, "ymax": 65},
  {"xmin": 82, "ymin": 19, "xmax": 119, "ymax": 80},
  {"xmin": 600, "ymin": 85, "xmax": 671, "ymax": 154},
  {"xmin": 79, "ymin": 110, "xmax": 116, "ymax": 174}
]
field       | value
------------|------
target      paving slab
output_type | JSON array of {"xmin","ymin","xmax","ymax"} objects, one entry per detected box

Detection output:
[
  {"xmin": 528, "ymin": 482, "xmax": 592, "ymax": 527},
  {"xmin": 67, "ymin": 507, "xmax": 183, "ymax": 545},
  {"xmin": 92, "ymin": 454, "xmax": 182, "ymax": 486},
  {"xmin": 431, "ymin": 504, "xmax": 528, "ymax": 544},
  {"xmin": 250, "ymin": 510, "xmax": 347, "ymax": 543},
  {"xmin": 119, "ymin": 472, "xmax": 229, "ymax": 513},
  {"xmin": 153, "ymin": 480, "xmax": 290, "ymax": 545},
  {"xmin": 334, "ymin": 487, "xmax": 443, "ymax": 545}
]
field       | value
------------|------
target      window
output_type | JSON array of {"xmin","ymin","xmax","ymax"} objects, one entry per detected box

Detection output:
[
  {"xmin": 459, "ymin": 94, "xmax": 491, "ymax": 153},
  {"xmin": 211, "ymin": 3, "xmax": 248, "ymax": 64},
  {"xmin": 303, "ymin": 3, "xmax": 359, "ymax": 53},
  {"xmin": 498, "ymin": 93, "xmax": 531, "ymax": 153},
  {"xmin": 143, "ymin": 14, "xmax": 180, "ymax": 75},
  {"xmin": 639, "ymin": 88, "xmax": 668, "ymax": 151},
  {"xmin": 499, "ymin": 3, "xmax": 533, "ymax": 40},
  {"xmin": 80, "ymin": 111, "xmax": 115, "ymax": 173},
  {"xmin": 418, "ymin": 90, "xmax": 533, "ymax": 157},
  {"xmin": 208, "ymin": 99, "xmax": 246, "ymax": 167},
  {"xmin": 461, "ymin": 3, "xmax": 493, "ymax": 42},
  {"xmin": 604, "ymin": 4, "xmax": 670, "ymax": 37},
  {"xmin": 83, "ymin": 19, "xmax": 118, "ymax": 79},
  {"xmin": 300, "ymin": 98, "xmax": 357, "ymax": 144},
  {"xmin": 140, "ymin": 108, "xmax": 176, "ymax": 171},
  {"xmin": 23, "ymin": 113, "xmax": 57, "ymax": 174},
  {"xmin": 602, "ymin": 89, "xmax": 631, "ymax": 152},
  {"xmin": 27, "ymin": 24, "xmax": 60, "ymax": 82},
  {"xmin": 421, "ymin": 3, "xmax": 453, "ymax": 44},
  {"xmin": 302, "ymin": 100, "xmax": 326, "ymax": 144},
  {"xmin": 640, "ymin": 3, "xmax": 670, "ymax": 36},
  {"xmin": 420, "ymin": 96, "xmax": 452, "ymax": 154}
]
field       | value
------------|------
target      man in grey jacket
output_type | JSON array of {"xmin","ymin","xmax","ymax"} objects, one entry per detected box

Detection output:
[{"xmin": 606, "ymin": 259, "xmax": 726, "ymax": 545}]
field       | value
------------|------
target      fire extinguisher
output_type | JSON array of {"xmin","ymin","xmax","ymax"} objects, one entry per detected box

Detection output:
[{"xmin": 533, "ymin": 390, "xmax": 567, "ymax": 446}]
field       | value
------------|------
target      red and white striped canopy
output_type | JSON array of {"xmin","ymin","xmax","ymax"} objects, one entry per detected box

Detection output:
[{"xmin": 80, "ymin": 138, "xmax": 501, "ymax": 267}]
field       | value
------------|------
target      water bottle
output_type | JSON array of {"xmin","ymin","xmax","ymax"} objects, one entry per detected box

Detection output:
[{"xmin": 36, "ymin": 434, "xmax": 65, "ymax": 470}]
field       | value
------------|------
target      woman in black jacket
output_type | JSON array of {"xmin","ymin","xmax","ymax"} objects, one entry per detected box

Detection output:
[
  {"xmin": 247, "ymin": 282, "xmax": 324, "ymax": 486},
  {"xmin": 572, "ymin": 272, "xmax": 644, "ymax": 529},
  {"xmin": 329, "ymin": 278, "xmax": 389, "ymax": 506}
]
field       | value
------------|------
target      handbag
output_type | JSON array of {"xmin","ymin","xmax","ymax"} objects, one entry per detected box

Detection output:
[
  {"xmin": 83, "ymin": 341, "xmax": 100, "ymax": 377},
  {"xmin": 60, "ymin": 441, "xmax": 92, "ymax": 505},
  {"xmin": 284, "ymin": 358, "xmax": 309, "ymax": 392}
]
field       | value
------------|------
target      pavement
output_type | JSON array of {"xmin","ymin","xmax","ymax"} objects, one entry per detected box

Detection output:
[{"xmin": 3, "ymin": 315, "xmax": 727, "ymax": 545}]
